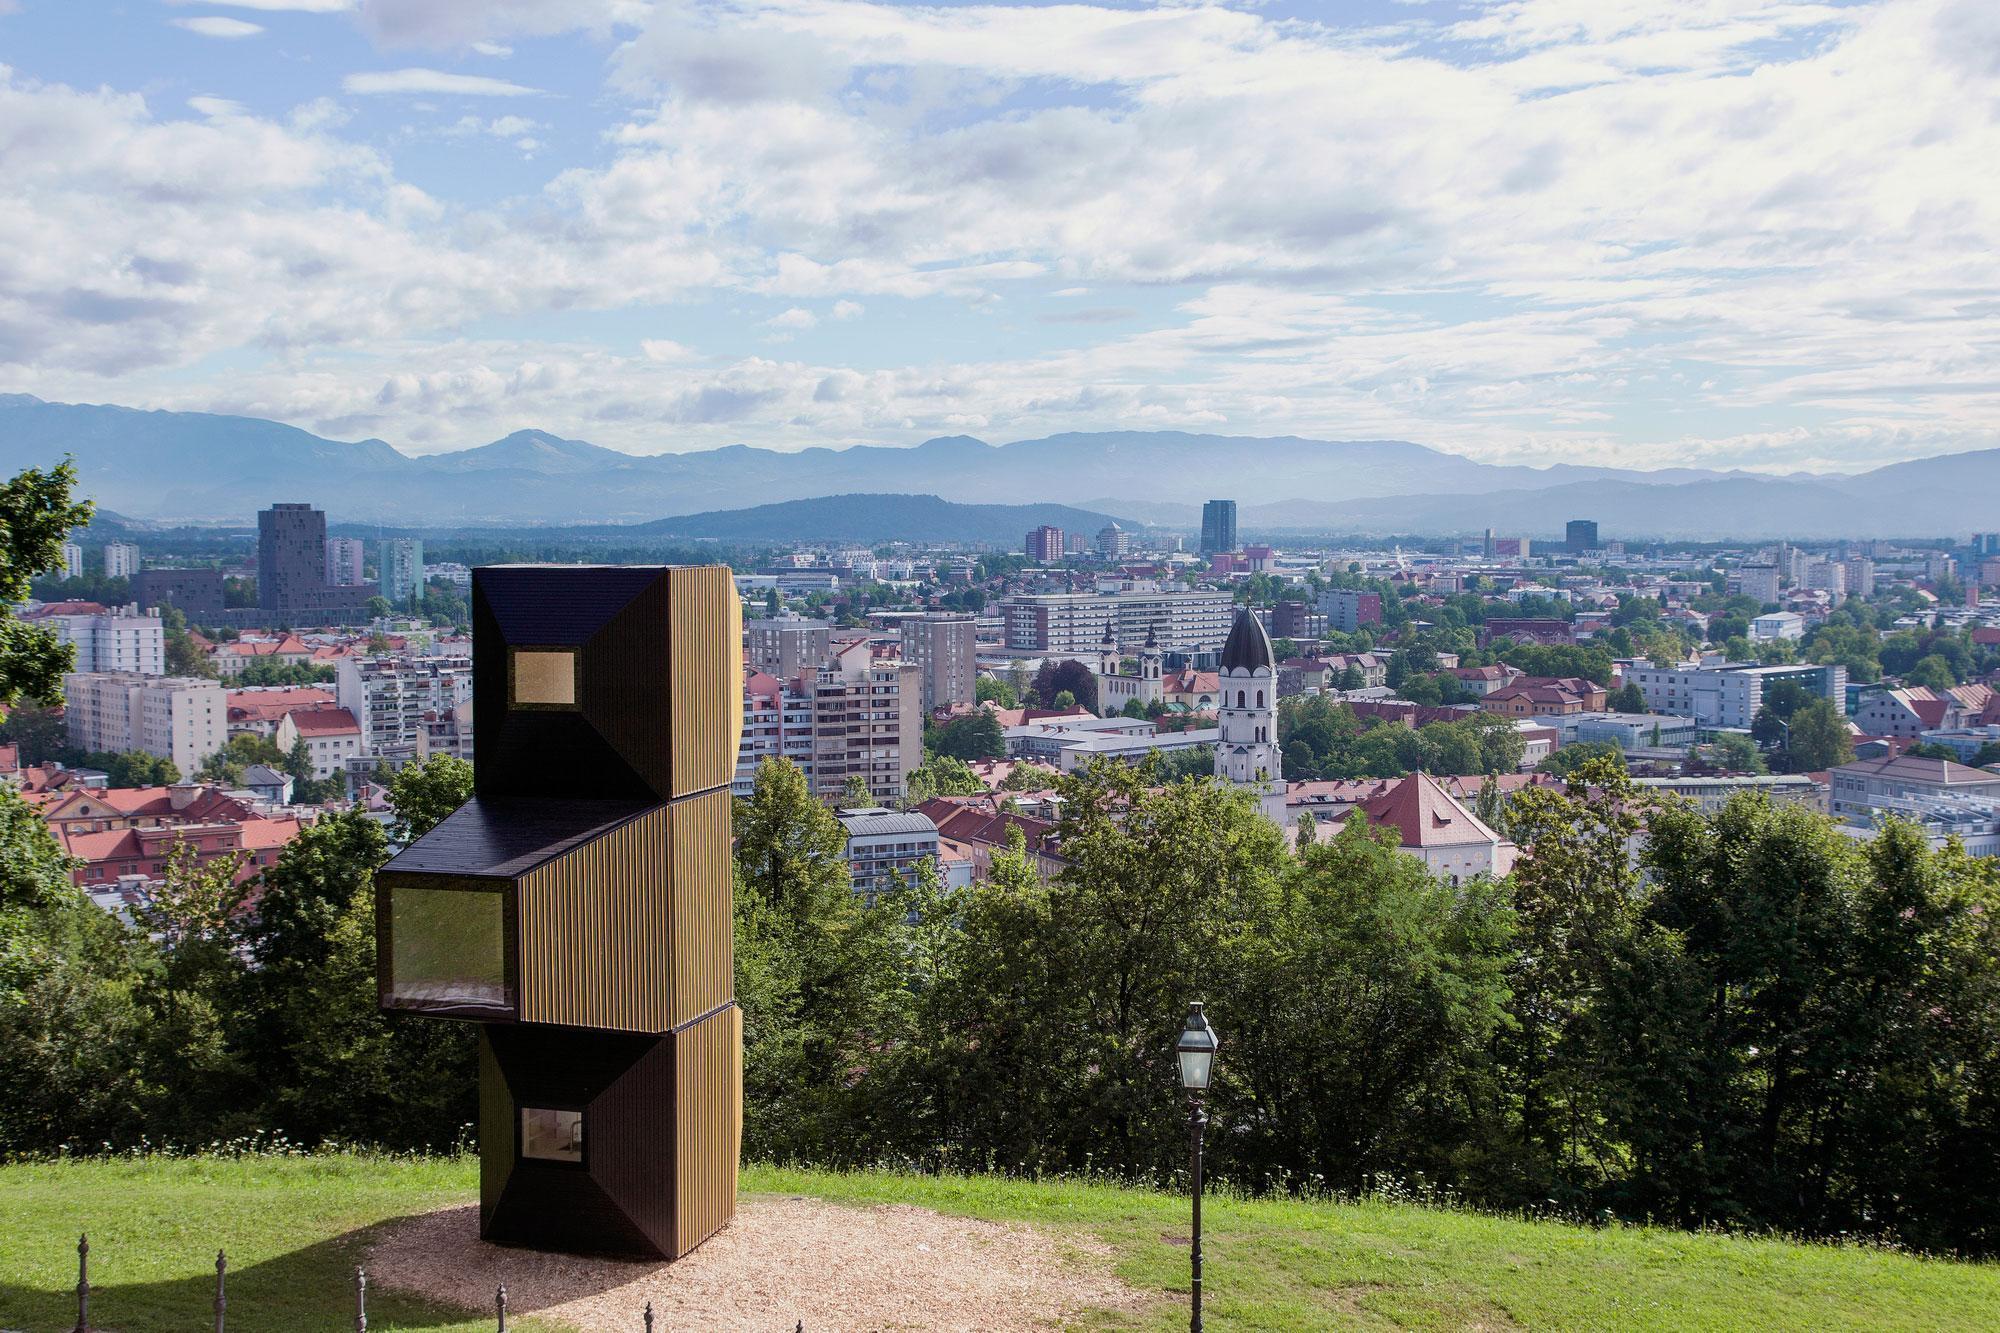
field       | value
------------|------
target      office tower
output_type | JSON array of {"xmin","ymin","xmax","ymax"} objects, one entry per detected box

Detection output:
[
  {"xmin": 1565, "ymin": 519, "xmax": 1599, "ymax": 553},
  {"xmin": 1200, "ymin": 500, "xmax": 1238, "ymax": 556},
  {"xmin": 1024, "ymin": 525, "xmax": 1065, "ymax": 563}
]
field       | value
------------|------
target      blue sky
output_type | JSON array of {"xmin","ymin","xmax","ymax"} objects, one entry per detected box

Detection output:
[{"xmin": 0, "ymin": 0, "xmax": 1994, "ymax": 472}]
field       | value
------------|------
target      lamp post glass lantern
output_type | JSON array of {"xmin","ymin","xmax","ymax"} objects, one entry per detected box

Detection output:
[{"xmin": 1176, "ymin": 1002, "xmax": 1218, "ymax": 1332}]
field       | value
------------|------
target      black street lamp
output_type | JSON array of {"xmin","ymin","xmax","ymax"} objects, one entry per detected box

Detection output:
[{"xmin": 1176, "ymin": 1002, "xmax": 1219, "ymax": 1333}]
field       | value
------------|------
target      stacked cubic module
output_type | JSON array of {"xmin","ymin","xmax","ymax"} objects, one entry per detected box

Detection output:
[{"xmin": 376, "ymin": 564, "xmax": 743, "ymax": 1259}]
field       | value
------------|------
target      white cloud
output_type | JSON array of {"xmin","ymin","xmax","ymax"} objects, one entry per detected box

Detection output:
[
  {"xmin": 9, "ymin": 0, "xmax": 2000, "ymax": 472},
  {"xmin": 471, "ymin": 40, "xmax": 512, "ymax": 57},
  {"xmin": 830, "ymin": 300, "xmax": 863, "ymax": 320},
  {"xmin": 169, "ymin": 17, "xmax": 265, "ymax": 39},
  {"xmin": 765, "ymin": 307, "xmax": 817, "ymax": 330},
  {"xmin": 342, "ymin": 68, "xmax": 543, "ymax": 97}
]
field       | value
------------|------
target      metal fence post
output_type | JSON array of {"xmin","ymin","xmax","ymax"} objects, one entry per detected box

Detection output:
[
  {"xmin": 496, "ymin": 1282, "xmax": 508, "ymax": 1332},
  {"xmin": 355, "ymin": 1264, "xmax": 368, "ymax": 1333},
  {"xmin": 70, "ymin": 1233, "xmax": 90, "ymax": 1333},
  {"xmin": 214, "ymin": 1250, "xmax": 227, "ymax": 1333}
]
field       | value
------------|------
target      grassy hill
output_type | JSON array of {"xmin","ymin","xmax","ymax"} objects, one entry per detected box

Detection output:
[{"xmin": 3, "ymin": 1152, "xmax": 1998, "ymax": 1331}]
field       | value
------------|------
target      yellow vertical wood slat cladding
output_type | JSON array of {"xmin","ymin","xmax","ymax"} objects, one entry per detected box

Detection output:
[
  {"xmin": 672, "ymin": 1004, "xmax": 742, "ymax": 1255},
  {"xmin": 668, "ymin": 789, "xmax": 735, "ymax": 1028},
  {"xmin": 668, "ymin": 566, "xmax": 741, "ymax": 799},
  {"xmin": 517, "ymin": 809, "xmax": 671, "ymax": 1031}
]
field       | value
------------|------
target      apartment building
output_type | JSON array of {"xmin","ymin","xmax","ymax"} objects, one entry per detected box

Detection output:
[
  {"xmin": 1316, "ymin": 589, "xmax": 1383, "ymax": 632},
  {"xmin": 380, "ymin": 538, "xmax": 424, "ymax": 604},
  {"xmin": 103, "ymin": 542, "xmax": 141, "ymax": 579},
  {"xmin": 746, "ymin": 617, "xmax": 832, "ymax": 679},
  {"xmin": 802, "ymin": 640, "xmax": 920, "ymax": 803},
  {"xmin": 1625, "ymin": 661, "xmax": 1845, "ymax": 730},
  {"xmin": 736, "ymin": 669, "xmax": 817, "ymax": 795},
  {"xmin": 1024, "ymin": 525, "xmax": 1065, "ymax": 563},
  {"xmin": 325, "ymin": 537, "xmax": 367, "ymax": 586},
  {"xmin": 900, "ymin": 613, "xmax": 977, "ymax": 712},
  {"xmin": 63, "ymin": 672, "xmax": 226, "ymax": 774},
  {"xmin": 60, "ymin": 541, "xmax": 83, "ymax": 579},
  {"xmin": 1735, "ymin": 564, "xmax": 1782, "ymax": 604},
  {"xmin": 334, "ymin": 653, "xmax": 473, "ymax": 755},
  {"xmin": 998, "ymin": 590, "xmax": 1234, "ymax": 656},
  {"xmin": 835, "ymin": 807, "xmax": 942, "ymax": 899},
  {"xmin": 30, "ymin": 603, "xmax": 164, "ymax": 675},
  {"xmin": 274, "ymin": 706, "xmax": 365, "ymax": 780}
]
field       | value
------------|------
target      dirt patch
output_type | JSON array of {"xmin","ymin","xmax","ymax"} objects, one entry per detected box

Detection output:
[{"xmin": 367, "ymin": 1195, "xmax": 1139, "ymax": 1332}]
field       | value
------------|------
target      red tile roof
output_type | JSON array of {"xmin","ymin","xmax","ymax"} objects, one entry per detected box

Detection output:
[
  {"xmin": 1358, "ymin": 772, "xmax": 1506, "ymax": 849},
  {"xmin": 286, "ymin": 707, "xmax": 360, "ymax": 737},
  {"xmin": 226, "ymin": 686, "xmax": 337, "ymax": 724}
]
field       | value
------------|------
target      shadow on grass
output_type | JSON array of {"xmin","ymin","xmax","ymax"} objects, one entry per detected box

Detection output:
[{"xmin": 0, "ymin": 1209, "xmax": 586, "ymax": 1333}]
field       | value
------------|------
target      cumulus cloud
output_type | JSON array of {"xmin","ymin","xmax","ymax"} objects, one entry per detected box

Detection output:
[
  {"xmin": 167, "ymin": 0, "xmax": 353, "ymax": 11},
  {"xmin": 342, "ymin": 68, "xmax": 543, "ymax": 96},
  {"xmin": 9, "ymin": 0, "xmax": 2000, "ymax": 471},
  {"xmin": 169, "ymin": 17, "xmax": 265, "ymax": 38}
]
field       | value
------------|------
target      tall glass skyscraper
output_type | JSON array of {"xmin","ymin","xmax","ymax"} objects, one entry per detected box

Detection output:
[{"xmin": 1200, "ymin": 499, "xmax": 1238, "ymax": 556}]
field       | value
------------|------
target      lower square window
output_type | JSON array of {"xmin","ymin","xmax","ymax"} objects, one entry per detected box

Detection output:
[{"xmin": 521, "ymin": 1107, "xmax": 584, "ymax": 1163}]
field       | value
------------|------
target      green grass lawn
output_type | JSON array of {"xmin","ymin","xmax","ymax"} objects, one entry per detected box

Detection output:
[{"xmin": 4, "ymin": 1153, "xmax": 1999, "ymax": 1331}]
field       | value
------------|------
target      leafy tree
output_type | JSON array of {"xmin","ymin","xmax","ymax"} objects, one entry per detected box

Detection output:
[
  {"xmin": 1778, "ymin": 698, "xmax": 1853, "ymax": 772},
  {"xmin": 1052, "ymin": 689, "xmax": 1077, "ymax": 710},
  {"xmin": 197, "ymin": 733, "xmax": 286, "ymax": 785},
  {"xmin": 1029, "ymin": 658, "xmax": 1098, "ymax": 712},
  {"xmin": 1707, "ymin": 732, "xmax": 1768, "ymax": 774},
  {"xmin": 1607, "ymin": 682, "xmax": 1648, "ymax": 712},
  {"xmin": 0, "ymin": 703, "xmax": 69, "ymax": 764},
  {"xmin": 975, "ymin": 675, "xmax": 1017, "ymax": 708},
  {"xmin": 0, "ymin": 784, "xmax": 148, "ymax": 1152},
  {"xmin": 0, "ymin": 461, "xmax": 95, "ymax": 714},
  {"xmin": 233, "ymin": 658, "xmax": 335, "ymax": 686},
  {"xmin": 386, "ymin": 753, "xmax": 475, "ymax": 842},
  {"xmin": 1222, "ymin": 814, "xmax": 1514, "ymax": 1191},
  {"xmin": 733, "ymin": 758, "xmax": 903, "ymax": 1161},
  {"xmin": 161, "ymin": 606, "xmax": 217, "ymax": 679},
  {"xmin": 80, "ymin": 749, "xmax": 181, "ymax": 788},
  {"xmin": 1500, "ymin": 757, "xmax": 1648, "ymax": 1201},
  {"xmin": 925, "ymin": 710, "xmax": 1004, "ymax": 761},
  {"xmin": 903, "ymin": 754, "xmax": 985, "ymax": 805},
  {"xmin": 1906, "ymin": 654, "xmax": 1957, "ymax": 690},
  {"xmin": 840, "ymin": 775, "xmax": 875, "ymax": 806},
  {"xmin": 238, "ymin": 811, "xmax": 475, "ymax": 1147},
  {"xmin": 1538, "ymin": 740, "xmax": 1626, "ymax": 777},
  {"xmin": 366, "ymin": 595, "xmax": 393, "ymax": 620},
  {"xmin": 999, "ymin": 761, "xmax": 1056, "ymax": 791}
]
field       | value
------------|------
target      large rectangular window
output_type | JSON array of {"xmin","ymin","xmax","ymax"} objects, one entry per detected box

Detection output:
[
  {"xmin": 383, "ymin": 882, "xmax": 513, "ymax": 1017},
  {"xmin": 511, "ymin": 648, "xmax": 578, "ymax": 708},
  {"xmin": 521, "ymin": 1107, "xmax": 584, "ymax": 1164}
]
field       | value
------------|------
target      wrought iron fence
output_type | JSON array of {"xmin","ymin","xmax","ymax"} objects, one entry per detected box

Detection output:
[{"xmin": 57, "ymin": 1233, "xmax": 806, "ymax": 1331}]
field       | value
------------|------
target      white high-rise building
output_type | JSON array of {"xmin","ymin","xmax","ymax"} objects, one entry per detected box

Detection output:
[
  {"xmin": 62, "ymin": 672, "xmax": 226, "ymax": 774},
  {"xmin": 104, "ymin": 542, "xmax": 141, "ymax": 580},
  {"xmin": 1214, "ymin": 607, "xmax": 1287, "ymax": 825},
  {"xmin": 380, "ymin": 538, "xmax": 425, "ymax": 605},
  {"xmin": 34, "ymin": 603, "xmax": 164, "ymax": 675},
  {"xmin": 335, "ymin": 653, "xmax": 471, "ymax": 756},
  {"xmin": 325, "ymin": 537, "xmax": 367, "ymax": 586},
  {"xmin": 60, "ymin": 541, "xmax": 84, "ymax": 580}
]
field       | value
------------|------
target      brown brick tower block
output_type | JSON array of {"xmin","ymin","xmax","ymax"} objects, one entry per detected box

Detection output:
[{"xmin": 376, "ymin": 564, "xmax": 743, "ymax": 1258}]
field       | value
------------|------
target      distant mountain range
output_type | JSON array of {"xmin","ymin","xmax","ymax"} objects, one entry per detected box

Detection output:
[
  {"xmin": 623, "ymin": 494, "xmax": 1126, "ymax": 545},
  {"xmin": 0, "ymin": 393, "xmax": 1992, "ymax": 539}
]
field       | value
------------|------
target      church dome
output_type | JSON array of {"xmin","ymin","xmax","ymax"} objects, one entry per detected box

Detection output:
[{"xmin": 1219, "ymin": 606, "xmax": 1274, "ymax": 673}]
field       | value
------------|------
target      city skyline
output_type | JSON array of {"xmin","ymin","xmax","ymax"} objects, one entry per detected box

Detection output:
[{"xmin": 2, "ymin": 1, "xmax": 1996, "ymax": 474}]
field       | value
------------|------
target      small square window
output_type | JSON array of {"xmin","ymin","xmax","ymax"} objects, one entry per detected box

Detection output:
[
  {"xmin": 521, "ymin": 1107, "xmax": 584, "ymax": 1163},
  {"xmin": 512, "ymin": 649, "xmax": 577, "ymax": 707}
]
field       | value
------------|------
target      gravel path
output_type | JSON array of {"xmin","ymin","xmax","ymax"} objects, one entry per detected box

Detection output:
[{"xmin": 367, "ymin": 1196, "xmax": 1140, "ymax": 1331}]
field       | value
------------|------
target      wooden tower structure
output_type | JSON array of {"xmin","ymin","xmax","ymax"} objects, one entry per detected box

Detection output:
[{"xmin": 376, "ymin": 564, "xmax": 743, "ymax": 1259}]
